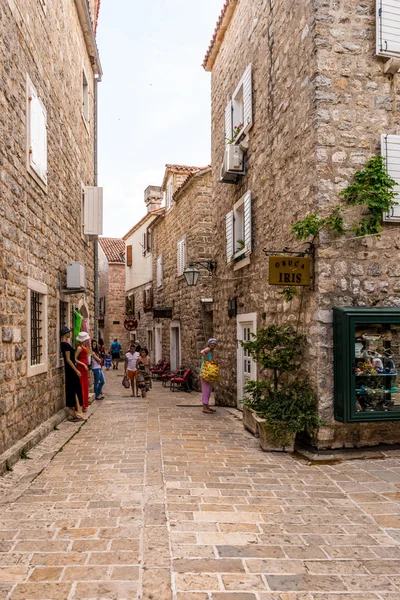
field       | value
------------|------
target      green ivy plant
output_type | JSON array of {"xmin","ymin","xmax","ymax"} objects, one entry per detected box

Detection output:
[
  {"xmin": 278, "ymin": 286, "xmax": 298, "ymax": 302},
  {"xmin": 291, "ymin": 156, "xmax": 397, "ymax": 240}
]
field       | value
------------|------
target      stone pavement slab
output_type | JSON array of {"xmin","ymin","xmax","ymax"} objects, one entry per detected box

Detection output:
[{"xmin": 0, "ymin": 369, "xmax": 399, "ymax": 599}]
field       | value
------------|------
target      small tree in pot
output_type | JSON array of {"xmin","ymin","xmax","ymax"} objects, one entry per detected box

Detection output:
[{"xmin": 241, "ymin": 325, "xmax": 322, "ymax": 451}]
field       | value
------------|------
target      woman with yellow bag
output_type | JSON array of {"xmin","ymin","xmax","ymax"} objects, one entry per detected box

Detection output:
[{"xmin": 200, "ymin": 338, "xmax": 220, "ymax": 414}]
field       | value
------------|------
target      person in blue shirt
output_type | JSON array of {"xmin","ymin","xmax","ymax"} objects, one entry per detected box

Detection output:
[{"xmin": 110, "ymin": 338, "xmax": 122, "ymax": 370}]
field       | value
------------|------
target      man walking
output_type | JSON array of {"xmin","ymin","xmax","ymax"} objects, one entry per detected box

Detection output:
[{"xmin": 110, "ymin": 338, "xmax": 122, "ymax": 370}]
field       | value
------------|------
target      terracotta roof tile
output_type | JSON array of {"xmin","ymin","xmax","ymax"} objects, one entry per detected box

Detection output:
[
  {"xmin": 173, "ymin": 166, "xmax": 212, "ymax": 201},
  {"xmin": 162, "ymin": 164, "xmax": 204, "ymax": 190},
  {"xmin": 202, "ymin": 0, "xmax": 238, "ymax": 71},
  {"xmin": 98, "ymin": 238, "xmax": 125, "ymax": 263}
]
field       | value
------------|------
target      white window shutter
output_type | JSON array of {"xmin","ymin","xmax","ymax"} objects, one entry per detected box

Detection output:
[
  {"xmin": 243, "ymin": 191, "xmax": 252, "ymax": 251},
  {"xmin": 29, "ymin": 89, "xmax": 47, "ymax": 182},
  {"xmin": 226, "ymin": 211, "xmax": 234, "ymax": 263},
  {"xmin": 177, "ymin": 240, "xmax": 185, "ymax": 276},
  {"xmin": 381, "ymin": 134, "xmax": 400, "ymax": 221},
  {"xmin": 83, "ymin": 187, "xmax": 103, "ymax": 236},
  {"xmin": 157, "ymin": 256, "xmax": 163, "ymax": 287},
  {"xmin": 376, "ymin": 0, "xmax": 400, "ymax": 57},
  {"xmin": 243, "ymin": 64, "xmax": 253, "ymax": 134},
  {"xmin": 225, "ymin": 100, "xmax": 233, "ymax": 144}
]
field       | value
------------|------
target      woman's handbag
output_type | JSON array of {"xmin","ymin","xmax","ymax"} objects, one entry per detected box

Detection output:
[
  {"xmin": 201, "ymin": 359, "xmax": 220, "ymax": 383},
  {"xmin": 122, "ymin": 375, "xmax": 130, "ymax": 389}
]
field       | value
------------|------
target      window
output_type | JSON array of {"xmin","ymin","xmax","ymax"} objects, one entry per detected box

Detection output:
[
  {"xmin": 157, "ymin": 256, "xmax": 163, "ymax": 288},
  {"xmin": 376, "ymin": 0, "xmax": 400, "ymax": 58},
  {"xmin": 146, "ymin": 228, "xmax": 152, "ymax": 253},
  {"xmin": 381, "ymin": 134, "xmax": 400, "ymax": 222},
  {"xmin": 27, "ymin": 278, "xmax": 48, "ymax": 377},
  {"xmin": 143, "ymin": 287, "xmax": 153, "ymax": 312},
  {"xmin": 226, "ymin": 191, "xmax": 252, "ymax": 265},
  {"xmin": 99, "ymin": 296, "xmax": 106, "ymax": 316},
  {"xmin": 82, "ymin": 70, "xmax": 89, "ymax": 122},
  {"xmin": 166, "ymin": 177, "xmax": 173, "ymax": 210},
  {"xmin": 126, "ymin": 295, "xmax": 134, "ymax": 316},
  {"xmin": 224, "ymin": 64, "xmax": 252, "ymax": 145},
  {"xmin": 27, "ymin": 77, "xmax": 47, "ymax": 184},
  {"xmin": 147, "ymin": 330, "xmax": 153, "ymax": 352},
  {"xmin": 126, "ymin": 245, "xmax": 133, "ymax": 267},
  {"xmin": 177, "ymin": 237, "xmax": 186, "ymax": 276}
]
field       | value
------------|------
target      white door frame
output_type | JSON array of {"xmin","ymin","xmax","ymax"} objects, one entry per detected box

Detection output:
[
  {"xmin": 170, "ymin": 321, "xmax": 181, "ymax": 370},
  {"xmin": 236, "ymin": 312, "xmax": 257, "ymax": 408},
  {"xmin": 155, "ymin": 324, "xmax": 162, "ymax": 363}
]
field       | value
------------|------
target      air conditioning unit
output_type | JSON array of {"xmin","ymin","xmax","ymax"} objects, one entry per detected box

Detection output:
[
  {"xmin": 220, "ymin": 145, "xmax": 245, "ymax": 184},
  {"xmin": 66, "ymin": 262, "xmax": 86, "ymax": 289}
]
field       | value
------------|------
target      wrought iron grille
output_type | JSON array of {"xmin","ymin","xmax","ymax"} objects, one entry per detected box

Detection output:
[{"xmin": 31, "ymin": 291, "xmax": 43, "ymax": 365}]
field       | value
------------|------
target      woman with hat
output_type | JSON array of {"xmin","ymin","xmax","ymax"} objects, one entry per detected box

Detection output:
[
  {"xmin": 60, "ymin": 327, "xmax": 85, "ymax": 421},
  {"xmin": 76, "ymin": 331, "xmax": 91, "ymax": 412},
  {"xmin": 200, "ymin": 338, "xmax": 218, "ymax": 414}
]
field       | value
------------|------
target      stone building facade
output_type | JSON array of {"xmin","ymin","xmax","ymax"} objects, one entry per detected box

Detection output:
[
  {"xmin": 149, "ymin": 166, "xmax": 214, "ymax": 387},
  {"xmin": 204, "ymin": 0, "xmax": 400, "ymax": 448},
  {"xmin": 98, "ymin": 238, "xmax": 126, "ymax": 349},
  {"xmin": 123, "ymin": 187, "xmax": 164, "ymax": 355},
  {"xmin": 0, "ymin": 0, "xmax": 102, "ymax": 453}
]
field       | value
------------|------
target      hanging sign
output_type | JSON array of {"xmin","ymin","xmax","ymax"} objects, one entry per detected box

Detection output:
[
  {"xmin": 124, "ymin": 318, "xmax": 138, "ymax": 331},
  {"xmin": 269, "ymin": 256, "xmax": 311, "ymax": 286}
]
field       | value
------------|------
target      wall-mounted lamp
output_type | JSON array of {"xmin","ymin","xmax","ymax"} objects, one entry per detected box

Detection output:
[{"xmin": 183, "ymin": 261, "xmax": 217, "ymax": 287}]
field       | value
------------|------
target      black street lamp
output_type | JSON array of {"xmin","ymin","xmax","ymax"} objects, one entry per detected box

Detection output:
[{"xmin": 183, "ymin": 261, "xmax": 217, "ymax": 287}]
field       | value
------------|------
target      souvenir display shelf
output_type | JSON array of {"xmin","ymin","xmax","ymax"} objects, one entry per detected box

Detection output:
[{"xmin": 333, "ymin": 307, "xmax": 400, "ymax": 423}]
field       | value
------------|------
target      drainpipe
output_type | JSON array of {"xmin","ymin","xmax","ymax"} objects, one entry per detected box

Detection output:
[{"xmin": 94, "ymin": 76, "xmax": 99, "ymax": 341}]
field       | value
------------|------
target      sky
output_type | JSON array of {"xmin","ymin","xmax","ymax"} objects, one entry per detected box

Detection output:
[{"xmin": 96, "ymin": 0, "xmax": 222, "ymax": 239}]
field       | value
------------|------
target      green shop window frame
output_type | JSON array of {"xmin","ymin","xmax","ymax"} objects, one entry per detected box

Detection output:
[{"xmin": 334, "ymin": 307, "xmax": 400, "ymax": 423}]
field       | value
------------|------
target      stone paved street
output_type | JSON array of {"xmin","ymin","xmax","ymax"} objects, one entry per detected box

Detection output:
[{"xmin": 0, "ymin": 370, "xmax": 399, "ymax": 599}]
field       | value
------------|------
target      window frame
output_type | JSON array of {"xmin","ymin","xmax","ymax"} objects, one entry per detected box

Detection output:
[
  {"xmin": 82, "ymin": 68, "xmax": 90, "ymax": 125},
  {"xmin": 27, "ymin": 278, "xmax": 48, "ymax": 377}
]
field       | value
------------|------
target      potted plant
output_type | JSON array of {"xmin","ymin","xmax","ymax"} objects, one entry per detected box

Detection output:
[
  {"xmin": 241, "ymin": 325, "xmax": 322, "ymax": 452},
  {"xmin": 242, "ymin": 380, "xmax": 269, "ymax": 437}
]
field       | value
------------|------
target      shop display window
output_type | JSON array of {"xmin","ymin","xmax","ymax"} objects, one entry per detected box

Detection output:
[{"xmin": 334, "ymin": 308, "xmax": 400, "ymax": 423}]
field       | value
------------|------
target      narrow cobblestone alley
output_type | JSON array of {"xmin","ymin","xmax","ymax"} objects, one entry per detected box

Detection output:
[{"xmin": 0, "ymin": 370, "xmax": 399, "ymax": 599}]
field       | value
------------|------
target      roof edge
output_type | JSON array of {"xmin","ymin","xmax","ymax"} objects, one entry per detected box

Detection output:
[
  {"xmin": 202, "ymin": 0, "xmax": 238, "ymax": 72},
  {"xmin": 122, "ymin": 208, "xmax": 164, "ymax": 241},
  {"xmin": 173, "ymin": 167, "xmax": 212, "ymax": 202},
  {"xmin": 74, "ymin": 0, "xmax": 103, "ymax": 80}
]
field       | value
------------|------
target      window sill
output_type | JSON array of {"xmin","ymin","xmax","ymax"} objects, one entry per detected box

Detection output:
[
  {"xmin": 27, "ymin": 363, "xmax": 48, "ymax": 378},
  {"xmin": 234, "ymin": 255, "xmax": 251, "ymax": 271},
  {"xmin": 27, "ymin": 166, "xmax": 48, "ymax": 194}
]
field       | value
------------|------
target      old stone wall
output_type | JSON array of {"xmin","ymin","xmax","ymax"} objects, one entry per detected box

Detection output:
[
  {"xmin": 310, "ymin": 0, "xmax": 400, "ymax": 447},
  {"xmin": 0, "ymin": 0, "xmax": 97, "ymax": 453},
  {"xmin": 151, "ymin": 171, "xmax": 214, "ymax": 388},
  {"xmin": 209, "ymin": 0, "xmax": 400, "ymax": 446},
  {"xmin": 209, "ymin": 0, "xmax": 318, "ymax": 406},
  {"xmin": 98, "ymin": 256, "xmax": 127, "ymax": 349}
]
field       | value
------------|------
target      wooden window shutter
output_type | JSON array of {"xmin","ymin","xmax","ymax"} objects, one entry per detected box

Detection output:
[
  {"xmin": 29, "ymin": 88, "xmax": 48, "ymax": 182},
  {"xmin": 377, "ymin": 0, "xmax": 400, "ymax": 57},
  {"xmin": 242, "ymin": 64, "xmax": 253, "ymax": 134},
  {"xmin": 226, "ymin": 211, "xmax": 234, "ymax": 263},
  {"xmin": 126, "ymin": 245, "xmax": 133, "ymax": 266},
  {"xmin": 225, "ymin": 100, "xmax": 233, "ymax": 144},
  {"xmin": 143, "ymin": 289, "xmax": 146, "ymax": 308},
  {"xmin": 381, "ymin": 134, "xmax": 400, "ymax": 221},
  {"xmin": 243, "ymin": 191, "xmax": 252, "ymax": 251},
  {"xmin": 177, "ymin": 239, "xmax": 186, "ymax": 276}
]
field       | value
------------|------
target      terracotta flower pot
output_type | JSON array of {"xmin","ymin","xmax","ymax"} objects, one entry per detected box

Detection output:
[
  {"xmin": 243, "ymin": 406, "xmax": 266, "ymax": 438},
  {"xmin": 258, "ymin": 421, "xmax": 296, "ymax": 452}
]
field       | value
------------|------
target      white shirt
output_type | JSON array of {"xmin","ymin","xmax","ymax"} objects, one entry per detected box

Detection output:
[{"xmin": 126, "ymin": 351, "xmax": 140, "ymax": 371}]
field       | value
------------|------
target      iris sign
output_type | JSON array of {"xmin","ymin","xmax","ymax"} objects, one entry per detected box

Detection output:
[{"xmin": 269, "ymin": 256, "xmax": 311, "ymax": 286}]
